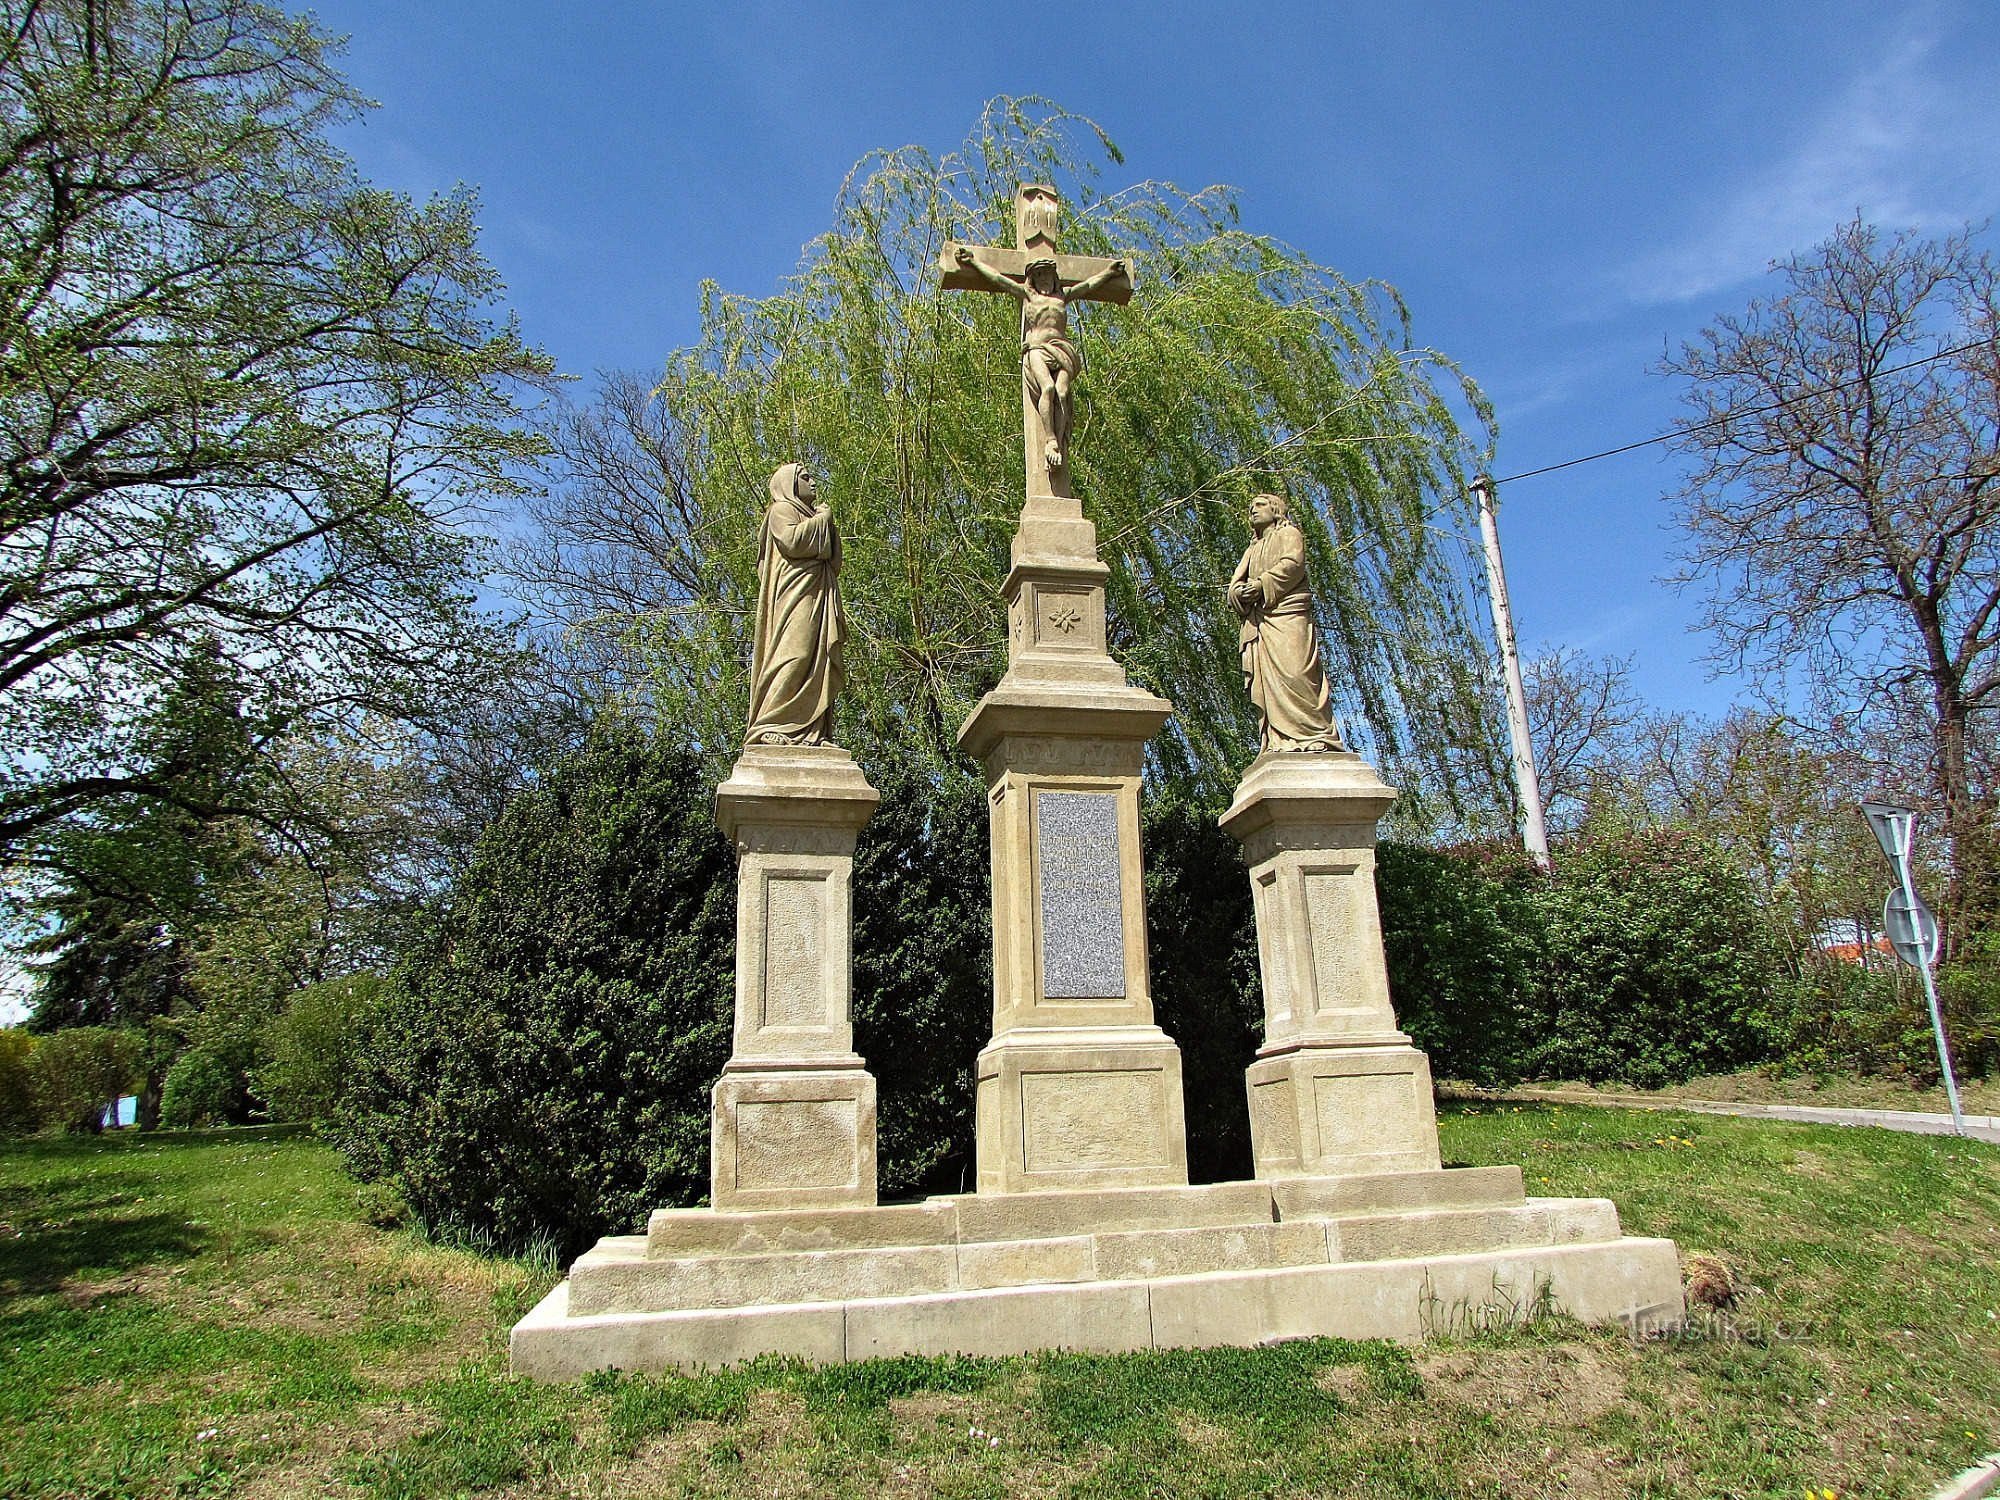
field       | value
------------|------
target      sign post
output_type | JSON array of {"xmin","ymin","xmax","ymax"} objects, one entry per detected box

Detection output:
[{"xmin": 1860, "ymin": 797, "xmax": 1966, "ymax": 1136}]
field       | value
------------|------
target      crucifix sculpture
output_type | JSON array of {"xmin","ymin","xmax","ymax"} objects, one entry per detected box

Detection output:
[{"xmin": 940, "ymin": 184, "xmax": 1133, "ymax": 500}]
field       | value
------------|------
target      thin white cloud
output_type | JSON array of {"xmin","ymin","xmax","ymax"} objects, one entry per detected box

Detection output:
[{"xmin": 1617, "ymin": 10, "xmax": 2000, "ymax": 305}]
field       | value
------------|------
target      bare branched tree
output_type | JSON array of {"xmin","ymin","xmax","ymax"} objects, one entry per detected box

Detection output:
[
  {"xmin": 1665, "ymin": 218, "xmax": 2000, "ymax": 935},
  {"xmin": 1522, "ymin": 647, "xmax": 1640, "ymax": 832}
]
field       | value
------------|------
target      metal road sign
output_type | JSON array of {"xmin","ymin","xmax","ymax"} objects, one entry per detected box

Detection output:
[
  {"xmin": 1857, "ymin": 792, "xmax": 1966, "ymax": 1136},
  {"xmin": 1884, "ymin": 887, "xmax": 1941, "ymax": 969}
]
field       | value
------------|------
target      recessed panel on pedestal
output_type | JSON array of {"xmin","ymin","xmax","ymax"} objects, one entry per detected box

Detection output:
[
  {"xmin": 1021, "ymin": 1069, "xmax": 1169, "ymax": 1171},
  {"xmin": 1034, "ymin": 789, "xmax": 1125, "ymax": 999},
  {"xmin": 761, "ymin": 873, "xmax": 825, "ymax": 1029},
  {"xmin": 1311, "ymin": 1072, "xmax": 1409, "ymax": 1161},
  {"xmin": 736, "ymin": 1099, "xmax": 860, "ymax": 1193},
  {"xmin": 1302, "ymin": 866, "xmax": 1362, "ymax": 1013}
]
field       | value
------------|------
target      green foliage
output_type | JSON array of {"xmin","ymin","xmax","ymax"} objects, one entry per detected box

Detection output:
[
  {"xmin": 1378, "ymin": 839, "xmax": 1545, "ymax": 1084},
  {"xmin": 1382, "ymin": 829, "xmax": 1779, "ymax": 1088},
  {"xmin": 255, "ymin": 975, "xmax": 389, "ymax": 1126},
  {"xmin": 159, "ymin": 1048, "xmax": 242, "ymax": 1130},
  {"xmin": 1936, "ymin": 938, "xmax": 2000, "ymax": 1077},
  {"xmin": 850, "ymin": 760, "xmax": 992, "ymax": 1197},
  {"xmin": 1526, "ymin": 828, "xmax": 1778, "ymax": 1087},
  {"xmin": 27, "ymin": 1026, "xmax": 141, "ymax": 1133},
  {"xmin": 336, "ymin": 723, "xmax": 1010, "ymax": 1251},
  {"xmin": 1142, "ymin": 791, "xmax": 1261, "ymax": 1182},
  {"xmin": 0, "ymin": 1028, "xmax": 35, "ymax": 1135},
  {"xmin": 0, "ymin": 0, "xmax": 552, "ymax": 866},
  {"xmin": 1758, "ymin": 962, "xmax": 1940, "ymax": 1081},
  {"xmin": 352, "ymin": 1180, "xmax": 408, "ymax": 1230},
  {"xmin": 530, "ymin": 98, "xmax": 1503, "ymax": 826},
  {"xmin": 20, "ymin": 646, "xmax": 272, "ymax": 1127},
  {"xmin": 335, "ymin": 722, "xmax": 737, "ymax": 1257},
  {"xmin": 1759, "ymin": 939, "xmax": 2000, "ymax": 1084}
]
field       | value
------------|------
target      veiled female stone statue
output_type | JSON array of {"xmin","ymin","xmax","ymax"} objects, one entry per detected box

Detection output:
[
  {"xmin": 1229, "ymin": 491, "xmax": 1342, "ymax": 752},
  {"xmin": 745, "ymin": 462, "xmax": 846, "ymax": 746}
]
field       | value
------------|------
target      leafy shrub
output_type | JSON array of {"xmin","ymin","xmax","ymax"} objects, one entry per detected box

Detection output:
[
  {"xmin": 0, "ymin": 1029, "xmax": 36, "ymax": 1135},
  {"xmin": 354, "ymin": 1181, "xmax": 408, "ymax": 1229},
  {"xmin": 336, "ymin": 724, "xmax": 738, "ymax": 1258},
  {"xmin": 255, "ymin": 975, "xmax": 389, "ymax": 1125},
  {"xmin": 1143, "ymin": 792, "xmax": 1262, "ymax": 1183},
  {"xmin": 1757, "ymin": 934, "xmax": 2000, "ymax": 1084},
  {"xmin": 28, "ymin": 1027, "xmax": 142, "ymax": 1133},
  {"xmin": 1378, "ymin": 840, "xmax": 1545, "ymax": 1083},
  {"xmin": 1523, "ymin": 828, "xmax": 1777, "ymax": 1086},
  {"xmin": 1376, "ymin": 828, "xmax": 1783, "ymax": 1088},
  {"xmin": 159, "ymin": 1047, "xmax": 241, "ymax": 1128},
  {"xmin": 1934, "ymin": 934, "xmax": 2000, "ymax": 1079}
]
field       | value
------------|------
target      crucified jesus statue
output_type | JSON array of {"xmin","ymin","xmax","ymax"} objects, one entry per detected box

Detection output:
[
  {"xmin": 939, "ymin": 184, "xmax": 1134, "ymax": 498},
  {"xmin": 954, "ymin": 246, "xmax": 1126, "ymax": 473}
]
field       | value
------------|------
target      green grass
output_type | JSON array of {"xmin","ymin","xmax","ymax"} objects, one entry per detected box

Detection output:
[
  {"xmin": 2, "ymin": 1106, "xmax": 1996, "ymax": 1498},
  {"xmin": 1448, "ymin": 1066, "xmax": 2000, "ymax": 1117}
]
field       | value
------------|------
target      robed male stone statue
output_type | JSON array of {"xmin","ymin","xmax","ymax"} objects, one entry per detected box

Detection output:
[
  {"xmin": 745, "ymin": 462, "xmax": 846, "ymax": 745},
  {"xmin": 1229, "ymin": 491, "xmax": 1342, "ymax": 752}
]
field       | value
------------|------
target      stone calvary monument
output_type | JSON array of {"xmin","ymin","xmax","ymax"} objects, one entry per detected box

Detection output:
[{"xmin": 511, "ymin": 186, "xmax": 1685, "ymax": 1375}]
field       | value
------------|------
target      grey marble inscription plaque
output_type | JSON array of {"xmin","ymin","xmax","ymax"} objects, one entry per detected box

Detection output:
[{"xmin": 1035, "ymin": 790, "xmax": 1126, "ymax": 998}]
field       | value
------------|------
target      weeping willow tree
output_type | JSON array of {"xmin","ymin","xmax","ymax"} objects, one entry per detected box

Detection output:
[{"xmin": 521, "ymin": 99, "xmax": 1509, "ymax": 828}]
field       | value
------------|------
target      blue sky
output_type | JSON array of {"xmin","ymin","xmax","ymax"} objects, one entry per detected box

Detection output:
[{"xmin": 306, "ymin": 0, "xmax": 2000, "ymax": 718}]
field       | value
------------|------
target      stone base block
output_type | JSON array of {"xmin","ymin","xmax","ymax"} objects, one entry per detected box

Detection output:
[
  {"xmin": 974, "ymin": 1030, "xmax": 1189, "ymax": 1193},
  {"xmin": 711, "ymin": 1067, "xmax": 877, "ymax": 1211},
  {"xmin": 515, "ymin": 1167, "xmax": 1687, "ymax": 1374},
  {"xmin": 1247, "ymin": 1044, "xmax": 1442, "ymax": 1178},
  {"xmin": 512, "ymin": 1232, "xmax": 1686, "ymax": 1376}
]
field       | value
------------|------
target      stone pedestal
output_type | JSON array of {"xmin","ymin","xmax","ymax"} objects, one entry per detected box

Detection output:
[
  {"xmin": 711, "ymin": 745, "xmax": 880, "ymax": 1210},
  {"xmin": 1220, "ymin": 751, "xmax": 1442, "ymax": 1179},
  {"xmin": 957, "ymin": 493, "xmax": 1189, "ymax": 1194}
]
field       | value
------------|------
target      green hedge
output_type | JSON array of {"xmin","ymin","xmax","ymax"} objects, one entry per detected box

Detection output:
[
  {"xmin": 0, "ymin": 1029, "xmax": 35, "ymax": 1135},
  {"xmin": 255, "ymin": 975, "xmax": 390, "ymax": 1125},
  {"xmin": 27, "ymin": 1027, "xmax": 142, "ymax": 1134},
  {"xmin": 1381, "ymin": 828, "xmax": 1779, "ymax": 1088},
  {"xmin": 335, "ymin": 725, "xmax": 736, "ymax": 1258}
]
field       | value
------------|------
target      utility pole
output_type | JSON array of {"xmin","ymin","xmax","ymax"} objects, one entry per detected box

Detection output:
[{"xmin": 1473, "ymin": 474, "xmax": 1551, "ymax": 871}]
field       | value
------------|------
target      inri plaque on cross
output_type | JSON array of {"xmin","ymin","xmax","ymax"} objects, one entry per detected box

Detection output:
[{"xmin": 939, "ymin": 184, "xmax": 1133, "ymax": 500}]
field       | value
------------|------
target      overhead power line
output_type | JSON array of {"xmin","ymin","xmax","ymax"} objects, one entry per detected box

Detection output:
[{"xmin": 1491, "ymin": 336, "xmax": 1997, "ymax": 487}]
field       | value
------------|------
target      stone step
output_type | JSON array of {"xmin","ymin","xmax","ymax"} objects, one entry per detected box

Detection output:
[
  {"xmin": 570, "ymin": 1238, "xmax": 957, "ymax": 1316},
  {"xmin": 1272, "ymin": 1164, "xmax": 1525, "ymax": 1220},
  {"xmin": 940, "ymin": 1181, "xmax": 1277, "ymax": 1243},
  {"xmin": 644, "ymin": 1166, "xmax": 1528, "ymax": 1260},
  {"xmin": 580, "ymin": 1197, "xmax": 1610, "ymax": 1316},
  {"xmin": 515, "ymin": 1233, "xmax": 1689, "ymax": 1376},
  {"xmin": 1329, "ymin": 1199, "xmax": 1622, "ymax": 1263}
]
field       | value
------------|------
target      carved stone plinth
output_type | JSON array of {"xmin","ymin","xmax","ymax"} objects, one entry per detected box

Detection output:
[
  {"xmin": 957, "ymin": 495, "xmax": 1188, "ymax": 1194},
  {"xmin": 711, "ymin": 745, "xmax": 880, "ymax": 1210},
  {"xmin": 1220, "ymin": 751, "xmax": 1442, "ymax": 1179}
]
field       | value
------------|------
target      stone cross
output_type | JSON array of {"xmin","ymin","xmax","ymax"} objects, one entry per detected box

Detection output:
[{"xmin": 940, "ymin": 183, "xmax": 1133, "ymax": 501}]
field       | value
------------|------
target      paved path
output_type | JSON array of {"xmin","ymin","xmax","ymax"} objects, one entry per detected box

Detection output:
[
  {"xmin": 1452, "ymin": 1086, "xmax": 2000, "ymax": 1145},
  {"xmin": 1933, "ymin": 1452, "xmax": 2000, "ymax": 1500}
]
